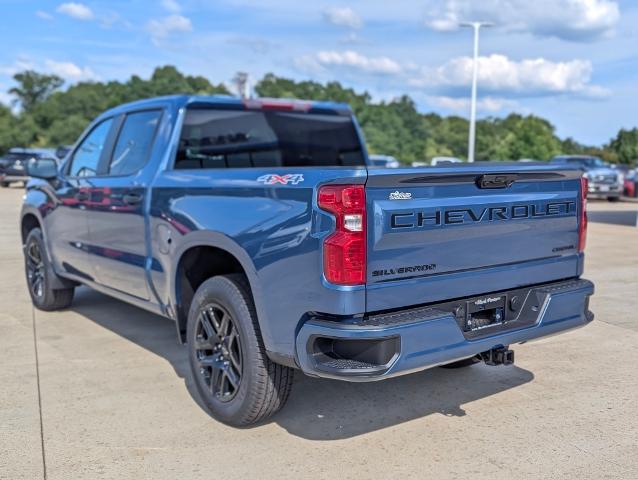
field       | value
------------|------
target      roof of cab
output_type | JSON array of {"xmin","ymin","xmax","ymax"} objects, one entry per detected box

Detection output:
[{"xmin": 99, "ymin": 94, "xmax": 352, "ymax": 118}]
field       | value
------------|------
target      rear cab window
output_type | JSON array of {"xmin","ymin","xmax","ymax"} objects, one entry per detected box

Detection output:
[
  {"xmin": 109, "ymin": 110, "xmax": 162, "ymax": 176},
  {"xmin": 174, "ymin": 106, "xmax": 365, "ymax": 169}
]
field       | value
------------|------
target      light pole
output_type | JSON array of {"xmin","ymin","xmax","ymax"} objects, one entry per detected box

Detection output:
[
  {"xmin": 460, "ymin": 22, "xmax": 492, "ymax": 163},
  {"xmin": 233, "ymin": 72, "xmax": 250, "ymax": 99}
]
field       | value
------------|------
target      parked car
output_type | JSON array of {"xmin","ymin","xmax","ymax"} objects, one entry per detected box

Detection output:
[
  {"xmin": 369, "ymin": 154, "xmax": 400, "ymax": 168},
  {"xmin": 0, "ymin": 148, "xmax": 56, "ymax": 187},
  {"xmin": 431, "ymin": 156, "xmax": 462, "ymax": 166},
  {"xmin": 624, "ymin": 167, "xmax": 638, "ymax": 198},
  {"xmin": 550, "ymin": 155, "xmax": 622, "ymax": 201},
  {"xmin": 22, "ymin": 95, "xmax": 594, "ymax": 426}
]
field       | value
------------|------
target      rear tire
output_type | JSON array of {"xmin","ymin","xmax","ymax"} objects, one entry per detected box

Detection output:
[
  {"xmin": 0, "ymin": 181, "xmax": 9, "ymax": 188},
  {"xmin": 187, "ymin": 274, "xmax": 294, "ymax": 426},
  {"xmin": 24, "ymin": 228, "xmax": 74, "ymax": 311},
  {"xmin": 440, "ymin": 356, "xmax": 482, "ymax": 369}
]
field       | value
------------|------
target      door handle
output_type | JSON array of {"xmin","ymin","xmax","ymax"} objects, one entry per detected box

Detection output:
[{"xmin": 123, "ymin": 193, "xmax": 143, "ymax": 205}]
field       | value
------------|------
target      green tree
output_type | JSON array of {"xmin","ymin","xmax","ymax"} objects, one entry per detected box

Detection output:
[
  {"xmin": 0, "ymin": 104, "xmax": 37, "ymax": 153},
  {"xmin": 9, "ymin": 70, "xmax": 64, "ymax": 112},
  {"xmin": 0, "ymin": 68, "xmax": 632, "ymax": 163},
  {"xmin": 608, "ymin": 128, "xmax": 638, "ymax": 165}
]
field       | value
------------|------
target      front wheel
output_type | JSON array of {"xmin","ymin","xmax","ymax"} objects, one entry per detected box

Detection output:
[
  {"xmin": 24, "ymin": 228, "xmax": 74, "ymax": 310},
  {"xmin": 187, "ymin": 274, "xmax": 294, "ymax": 426},
  {"xmin": 0, "ymin": 181, "xmax": 9, "ymax": 188}
]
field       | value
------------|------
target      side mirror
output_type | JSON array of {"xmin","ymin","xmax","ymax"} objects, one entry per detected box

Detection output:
[{"xmin": 27, "ymin": 157, "xmax": 58, "ymax": 180}]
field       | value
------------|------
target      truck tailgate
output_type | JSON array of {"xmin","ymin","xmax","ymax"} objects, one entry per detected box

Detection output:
[{"xmin": 365, "ymin": 164, "xmax": 584, "ymax": 312}]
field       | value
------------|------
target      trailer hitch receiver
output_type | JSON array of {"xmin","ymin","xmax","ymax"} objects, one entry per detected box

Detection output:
[{"xmin": 481, "ymin": 347, "xmax": 514, "ymax": 366}]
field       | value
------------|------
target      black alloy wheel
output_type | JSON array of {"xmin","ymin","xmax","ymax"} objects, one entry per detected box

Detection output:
[
  {"xmin": 194, "ymin": 303, "xmax": 243, "ymax": 402},
  {"xmin": 187, "ymin": 274, "xmax": 294, "ymax": 426},
  {"xmin": 26, "ymin": 237, "xmax": 45, "ymax": 299},
  {"xmin": 24, "ymin": 228, "xmax": 74, "ymax": 310}
]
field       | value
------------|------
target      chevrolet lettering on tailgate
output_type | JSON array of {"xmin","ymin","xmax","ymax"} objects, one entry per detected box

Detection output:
[{"xmin": 390, "ymin": 201, "xmax": 576, "ymax": 229}]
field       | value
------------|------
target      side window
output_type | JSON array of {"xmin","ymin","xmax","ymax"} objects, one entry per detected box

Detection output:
[
  {"xmin": 109, "ymin": 110, "xmax": 162, "ymax": 176},
  {"xmin": 69, "ymin": 118, "xmax": 114, "ymax": 177}
]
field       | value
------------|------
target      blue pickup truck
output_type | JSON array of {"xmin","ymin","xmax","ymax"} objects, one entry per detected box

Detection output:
[{"xmin": 21, "ymin": 95, "xmax": 594, "ymax": 426}]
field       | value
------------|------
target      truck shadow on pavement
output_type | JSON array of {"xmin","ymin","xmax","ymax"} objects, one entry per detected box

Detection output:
[{"xmin": 71, "ymin": 288, "xmax": 534, "ymax": 441}]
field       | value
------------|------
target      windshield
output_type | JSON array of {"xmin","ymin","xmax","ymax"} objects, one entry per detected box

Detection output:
[{"xmin": 175, "ymin": 108, "xmax": 365, "ymax": 168}]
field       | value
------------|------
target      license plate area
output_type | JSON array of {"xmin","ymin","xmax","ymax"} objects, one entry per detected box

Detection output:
[{"xmin": 465, "ymin": 295, "xmax": 506, "ymax": 332}]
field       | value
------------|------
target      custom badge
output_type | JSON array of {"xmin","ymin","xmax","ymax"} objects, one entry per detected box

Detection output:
[{"xmin": 257, "ymin": 174, "xmax": 305, "ymax": 185}]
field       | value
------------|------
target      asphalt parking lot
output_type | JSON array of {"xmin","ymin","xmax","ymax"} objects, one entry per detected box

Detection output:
[{"xmin": 1, "ymin": 187, "xmax": 637, "ymax": 480}]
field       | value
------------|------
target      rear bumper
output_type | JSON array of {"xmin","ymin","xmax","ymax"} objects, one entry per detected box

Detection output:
[{"xmin": 295, "ymin": 279, "xmax": 594, "ymax": 381}]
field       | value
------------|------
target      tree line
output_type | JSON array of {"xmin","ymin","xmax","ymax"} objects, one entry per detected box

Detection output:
[{"xmin": 1, "ymin": 66, "xmax": 636, "ymax": 165}]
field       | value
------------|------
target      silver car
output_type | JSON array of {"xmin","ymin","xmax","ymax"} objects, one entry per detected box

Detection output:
[{"xmin": 550, "ymin": 155, "xmax": 622, "ymax": 202}]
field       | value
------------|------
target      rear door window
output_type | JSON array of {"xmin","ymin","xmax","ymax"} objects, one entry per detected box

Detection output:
[
  {"xmin": 175, "ymin": 108, "xmax": 365, "ymax": 169},
  {"xmin": 108, "ymin": 110, "xmax": 162, "ymax": 176}
]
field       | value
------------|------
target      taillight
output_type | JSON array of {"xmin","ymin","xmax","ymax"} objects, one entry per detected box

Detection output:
[
  {"xmin": 578, "ymin": 177, "xmax": 588, "ymax": 252},
  {"xmin": 318, "ymin": 184, "xmax": 366, "ymax": 285}
]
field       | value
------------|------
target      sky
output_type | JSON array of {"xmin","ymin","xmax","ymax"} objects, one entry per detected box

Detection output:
[{"xmin": 1, "ymin": 0, "xmax": 637, "ymax": 146}]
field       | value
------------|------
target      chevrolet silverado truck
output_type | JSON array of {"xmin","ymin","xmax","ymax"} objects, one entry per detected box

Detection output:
[{"xmin": 21, "ymin": 95, "xmax": 594, "ymax": 426}]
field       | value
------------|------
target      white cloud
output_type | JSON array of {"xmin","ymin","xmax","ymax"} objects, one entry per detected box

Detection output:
[
  {"xmin": 426, "ymin": 95, "xmax": 517, "ymax": 112},
  {"xmin": 146, "ymin": 15, "xmax": 193, "ymax": 45},
  {"xmin": 323, "ymin": 7, "xmax": 363, "ymax": 29},
  {"xmin": 56, "ymin": 2, "xmax": 94, "ymax": 21},
  {"xmin": 299, "ymin": 50, "xmax": 402, "ymax": 75},
  {"xmin": 36, "ymin": 10, "xmax": 54, "ymax": 21},
  {"xmin": 161, "ymin": 0, "xmax": 181, "ymax": 13},
  {"xmin": 411, "ymin": 54, "xmax": 608, "ymax": 97},
  {"xmin": 424, "ymin": 0, "xmax": 620, "ymax": 41},
  {"xmin": 44, "ymin": 60, "xmax": 98, "ymax": 81}
]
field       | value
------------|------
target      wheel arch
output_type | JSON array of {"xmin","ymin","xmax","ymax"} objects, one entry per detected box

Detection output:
[
  {"xmin": 20, "ymin": 206, "xmax": 76, "ymax": 291},
  {"xmin": 21, "ymin": 212, "xmax": 41, "ymax": 244},
  {"xmin": 170, "ymin": 232, "xmax": 265, "ymax": 345}
]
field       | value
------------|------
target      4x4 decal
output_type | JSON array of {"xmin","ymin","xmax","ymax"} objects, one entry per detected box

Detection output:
[{"xmin": 257, "ymin": 174, "xmax": 305, "ymax": 185}]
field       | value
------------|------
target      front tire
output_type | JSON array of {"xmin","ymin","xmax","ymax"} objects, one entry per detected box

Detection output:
[
  {"xmin": 24, "ymin": 228, "xmax": 74, "ymax": 311},
  {"xmin": 0, "ymin": 181, "xmax": 9, "ymax": 188},
  {"xmin": 187, "ymin": 274, "xmax": 294, "ymax": 426}
]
